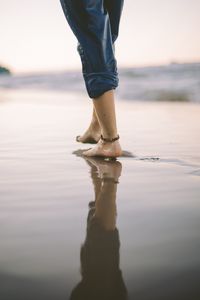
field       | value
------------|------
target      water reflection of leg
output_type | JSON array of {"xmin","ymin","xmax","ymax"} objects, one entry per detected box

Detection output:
[
  {"xmin": 86, "ymin": 157, "xmax": 122, "ymax": 230},
  {"xmin": 70, "ymin": 158, "xmax": 127, "ymax": 300}
]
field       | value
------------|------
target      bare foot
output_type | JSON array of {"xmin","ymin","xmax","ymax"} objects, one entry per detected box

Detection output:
[
  {"xmin": 76, "ymin": 127, "xmax": 101, "ymax": 144},
  {"xmin": 82, "ymin": 138, "xmax": 122, "ymax": 158}
]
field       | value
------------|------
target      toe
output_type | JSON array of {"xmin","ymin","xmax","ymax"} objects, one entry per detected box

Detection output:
[{"xmin": 76, "ymin": 135, "xmax": 81, "ymax": 142}]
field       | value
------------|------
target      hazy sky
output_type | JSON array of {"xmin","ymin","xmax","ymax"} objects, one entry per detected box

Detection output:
[{"xmin": 0, "ymin": 0, "xmax": 200, "ymax": 73}]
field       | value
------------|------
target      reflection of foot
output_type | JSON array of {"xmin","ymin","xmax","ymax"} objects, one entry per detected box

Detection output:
[
  {"xmin": 84, "ymin": 156, "xmax": 122, "ymax": 182},
  {"xmin": 76, "ymin": 127, "xmax": 101, "ymax": 144},
  {"xmin": 82, "ymin": 138, "xmax": 122, "ymax": 158}
]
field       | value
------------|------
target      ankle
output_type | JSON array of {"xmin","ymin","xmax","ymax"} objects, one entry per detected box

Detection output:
[{"xmin": 100, "ymin": 134, "xmax": 120, "ymax": 143}]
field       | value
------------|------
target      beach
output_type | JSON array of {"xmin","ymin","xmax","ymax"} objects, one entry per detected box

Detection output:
[{"xmin": 0, "ymin": 88, "xmax": 200, "ymax": 299}]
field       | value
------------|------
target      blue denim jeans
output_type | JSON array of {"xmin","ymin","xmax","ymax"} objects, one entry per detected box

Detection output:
[{"xmin": 59, "ymin": 0, "xmax": 124, "ymax": 98}]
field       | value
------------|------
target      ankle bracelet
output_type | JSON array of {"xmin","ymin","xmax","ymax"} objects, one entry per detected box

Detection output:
[{"xmin": 100, "ymin": 134, "xmax": 120, "ymax": 143}]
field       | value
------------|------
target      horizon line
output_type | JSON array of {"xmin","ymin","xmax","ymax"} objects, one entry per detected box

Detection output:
[{"xmin": 3, "ymin": 59, "xmax": 200, "ymax": 76}]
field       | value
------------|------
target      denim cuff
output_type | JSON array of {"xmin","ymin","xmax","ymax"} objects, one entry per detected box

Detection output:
[{"xmin": 83, "ymin": 71, "xmax": 119, "ymax": 98}]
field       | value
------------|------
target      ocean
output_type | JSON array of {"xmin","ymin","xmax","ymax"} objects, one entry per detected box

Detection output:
[{"xmin": 0, "ymin": 62, "xmax": 200, "ymax": 102}]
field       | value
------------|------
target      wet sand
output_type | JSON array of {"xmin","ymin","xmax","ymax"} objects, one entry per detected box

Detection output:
[{"xmin": 0, "ymin": 89, "xmax": 200, "ymax": 299}]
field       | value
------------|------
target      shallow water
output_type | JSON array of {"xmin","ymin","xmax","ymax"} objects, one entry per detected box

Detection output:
[{"xmin": 0, "ymin": 90, "xmax": 200, "ymax": 299}]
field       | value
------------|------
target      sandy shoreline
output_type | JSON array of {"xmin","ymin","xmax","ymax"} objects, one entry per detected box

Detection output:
[{"xmin": 0, "ymin": 89, "xmax": 200, "ymax": 299}]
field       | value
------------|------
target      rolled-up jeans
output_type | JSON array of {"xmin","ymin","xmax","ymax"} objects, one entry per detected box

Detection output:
[{"xmin": 59, "ymin": 0, "xmax": 124, "ymax": 99}]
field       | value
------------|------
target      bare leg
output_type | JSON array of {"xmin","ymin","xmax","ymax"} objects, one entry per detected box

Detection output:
[
  {"xmin": 83, "ymin": 90, "xmax": 122, "ymax": 158},
  {"xmin": 76, "ymin": 107, "xmax": 101, "ymax": 143}
]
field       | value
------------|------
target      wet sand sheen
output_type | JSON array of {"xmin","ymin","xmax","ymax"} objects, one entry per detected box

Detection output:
[{"xmin": 0, "ymin": 90, "xmax": 200, "ymax": 299}]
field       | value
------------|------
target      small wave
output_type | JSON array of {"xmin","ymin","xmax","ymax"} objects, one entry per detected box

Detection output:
[
  {"xmin": 119, "ymin": 69, "xmax": 147, "ymax": 78},
  {"xmin": 189, "ymin": 169, "xmax": 200, "ymax": 176},
  {"xmin": 155, "ymin": 91, "xmax": 189, "ymax": 102}
]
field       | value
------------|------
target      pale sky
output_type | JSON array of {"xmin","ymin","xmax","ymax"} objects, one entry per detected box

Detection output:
[{"xmin": 0, "ymin": 0, "xmax": 200, "ymax": 73}]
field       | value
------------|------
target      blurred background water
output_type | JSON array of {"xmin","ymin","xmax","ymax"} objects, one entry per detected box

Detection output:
[{"xmin": 1, "ymin": 62, "xmax": 200, "ymax": 102}]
